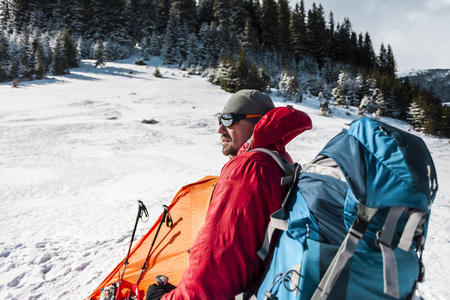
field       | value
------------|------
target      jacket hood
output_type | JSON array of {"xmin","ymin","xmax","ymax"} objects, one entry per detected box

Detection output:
[{"xmin": 237, "ymin": 106, "xmax": 313, "ymax": 158}]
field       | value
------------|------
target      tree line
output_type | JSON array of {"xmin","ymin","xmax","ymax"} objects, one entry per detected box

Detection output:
[{"xmin": 0, "ymin": 0, "xmax": 448, "ymax": 137}]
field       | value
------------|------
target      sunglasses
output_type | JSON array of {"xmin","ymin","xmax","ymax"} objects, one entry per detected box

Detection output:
[{"xmin": 218, "ymin": 113, "xmax": 263, "ymax": 127}]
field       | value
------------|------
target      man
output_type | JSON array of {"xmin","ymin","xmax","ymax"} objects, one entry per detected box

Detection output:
[{"xmin": 159, "ymin": 89, "xmax": 312, "ymax": 299}]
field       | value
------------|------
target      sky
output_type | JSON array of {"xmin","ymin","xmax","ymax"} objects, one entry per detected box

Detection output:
[{"xmin": 299, "ymin": 0, "xmax": 450, "ymax": 73}]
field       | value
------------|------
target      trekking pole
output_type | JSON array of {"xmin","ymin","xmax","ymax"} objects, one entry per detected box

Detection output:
[
  {"xmin": 128, "ymin": 205, "xmax": 171, "ymax": 300},
  {"xmin": 115, "ymin": 200, "xmax": 148, "ymax": 300}
]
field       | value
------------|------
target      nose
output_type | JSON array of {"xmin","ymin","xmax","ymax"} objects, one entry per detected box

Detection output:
[{"xmin": 218, "ymin": 124, "xmax": 227, "ymax": 134}]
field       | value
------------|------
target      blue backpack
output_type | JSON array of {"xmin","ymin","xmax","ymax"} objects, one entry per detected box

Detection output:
[{"xmin": 253, "ymin": 118, "xmax": 438, "ymax": 300}]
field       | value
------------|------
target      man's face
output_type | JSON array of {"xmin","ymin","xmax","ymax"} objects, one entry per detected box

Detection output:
[{"xmin": 218, "ymin": 120, "xmax": 255, "ymax": 157}]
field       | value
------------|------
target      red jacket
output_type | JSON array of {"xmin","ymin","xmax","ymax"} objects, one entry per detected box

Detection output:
[{"xmin": 162, "ymin": 107, "xmax": 312, "ymax": 299}]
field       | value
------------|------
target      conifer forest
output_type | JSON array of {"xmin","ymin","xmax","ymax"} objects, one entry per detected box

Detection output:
[{"xmin": 0, "ymin": 0, "xmax": 448, "ymax": 137}]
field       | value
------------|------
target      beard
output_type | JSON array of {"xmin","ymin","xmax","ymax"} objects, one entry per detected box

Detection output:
[{"xmin": 221, "ymin": 134, "xmax": 238, "ymax": 157}]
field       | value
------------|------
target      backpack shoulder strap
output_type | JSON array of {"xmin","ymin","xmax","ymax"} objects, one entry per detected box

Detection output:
[
  {"xmin": 251, "ymin": 148, "xmax": 297, "ymax": 186},
  {"xmin": 251, "ymin": 148, "xmax": 302, "ymax": 260}
]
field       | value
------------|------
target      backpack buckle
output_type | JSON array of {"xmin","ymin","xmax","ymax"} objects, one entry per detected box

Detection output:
[{"xmin": 349, "ymin": 216, "xmax": 369, "ymax": 239}]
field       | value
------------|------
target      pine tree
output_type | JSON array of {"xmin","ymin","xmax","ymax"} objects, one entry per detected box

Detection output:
[
  {"xmin": 92, "ymin": 40, "xmax": 105, "ymax": 68},
  {"xmin": 374, "ymin": 88, "xmax": 386, "ymax": 117},
  {"xmin": 61, "ymin": 27, "xmax": 78, "ymax": 69},
  {"xmin": 441, "ymin": 105, "xmax": 450, "ymax": 138},
  {"xmin": 386, "ymin": 44, "xmax": 397, "ymax": 76},
  {"xmin": 0, "ymin": 31, "xmax": 9, "ymax": 81},
  {"xmin": 261, "ymin": 0, "xmax": 278, "ymax": 49},
  {"xmin": 127, "ymin": 0, "xmax": 156, "ymax": 40},
  {"xmin": 356, "ymin": 72, "xmax": 376, "ymax": 102},
  {"xmin": 213, "ymin": 0, "xmax": 231, "ymax": 29},
  {"xmin": 52, "ymin": 37, "xmax": 66, "ymax": 75},
  {"xmin": 289, "ymin": 1, "xmax": 306, "ymax": 62},
  {"xmin": 332, "ymin": 70, "xmax": 350, "ymax": 107},
  {"xmin": 237, "ymin": 46, "xmax": 249, "ymax": 86},
  {"xmin": 305, "ymin": 3, "xmax": 327, "ymax": 67},
  {"xmin": 10, "ymin": 0, "xmax": 29, "ymax": 33},
  {"xmin": 149, "ymin": 32, "xmax": 161, "ymax": 56},
  {"xmin": 18, "ymin": 25, "xmax": 34, "ymax": 79},
  {"xmin": 242, "ymin": 18, "xmax": 259, "ymax": 56},
  {"xmin": 171, "ymin": 0, "xmax": 198, "ymax": 31},
  {"xmin": 278, "ymin": 69, "xmax": 300, "ymax": 101},
  {"xmin": 319, "ymin": 98, "xmax": 332, "ymax": 116},
  {"xmin": 198, "ymin": 0, "xmax": 214, "ymax": 25},
  {"xmin": 186, "ymin": 33, "xmax": 200, "ymax": 69},
  {"xmin": 408, "ymin": 100, "xmax": 427, "ymax": 133},
  {"xmin": 162, "ymin": 14, "xmax": 180, "ymax": 65},
  {"xmin": 215, "ymin": 52, "xmax": 236, "ymax": 92},
  {"xmin": 155, "ymin": 0, "xmax": 171, "ymax": 34},
  {"xmin": 153, "ymin": 66, "xmax": 162, "ymax": 77},
  {"xmin": 326, "ymin": 11, "xmax": 336, "ymax": 61},
  {"xmin": 361, "ymin": 32, "xmax": 376, "ymax": 69},
  {"xmin": 198, "ymin": 23, "xmax": 220, "ymax": 67},
  {"xmin": 377, "ymin": 43, "xmax": 388, "ymax": 74},
  {"xmin": 0, "ymin": 0, "xmax": 12, "ymax": 32},
  {"xmin": 334, "ymin": 18, "xmax": 352, "ymax": 63},
  {"xmin": 231, "ymin": 0, "xmax": 249, "ymax": 39},
  {"xmin": 277, "ymin": 0, "xmax": 290, "ymax": 54}
]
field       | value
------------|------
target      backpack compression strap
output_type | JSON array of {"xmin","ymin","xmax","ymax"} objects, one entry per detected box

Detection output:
[
  {"xmin": 312, "ymin": 205, "xmax": 426, "ymax": 300},
  {"xmin": 311, "ymin": 203, "xmax": 378, "ymax": 300},
  {"xmin": 250, "ymin": 148, "xmax": 301, "ymax": 260}
]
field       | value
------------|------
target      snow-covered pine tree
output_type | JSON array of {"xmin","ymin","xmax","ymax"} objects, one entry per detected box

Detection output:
[
  {"xmin": 198, "ymin": 23, "xmax": 220, "ymax": 68},
  {"xmin": 374, "ymin": 88, "xmax": 386, "ymax": 117},
  {"xmin": 140, "ymin": 37, "xmax": 150, "ymax": 61},
  {"xmin": 408, "ymin": 100, "xmax": 427, "ymax": 133},
  {"xmin": 0, "ymin": 0, "xmax": 11, "ymax": 32},
  {"xmin": 161, "ymin": 14, "xmax": 180, "ymax": 65},
  {"xmin": 76, "ymin": 37, "xmax": 90, "ymax": 60},
  {"xmin": 319, "ymin": 98, "xmax": 332, "ymax": 117},
  {"xmin": 278, "ymin": 69, "xmax": 301, "ymax": 101},
  {"xmin": 214, "ymin": 53, "xmax": 236, "ymax": 92},
  {"xmin": 332, "ymin": 69, "xmax": 353, "ymax": 108},
  {"xmin": 92, "ymin": 40, "xmax": 105, "ymax": 68},
  {"xmin": 149, "ymin": 32, "xmax": 162, "ymax": 56},
  {"xmin": 358, "ymin": 94, "xmax": 375, "ymax": 116},
  {"xmin": 186, "ymin": 33, "xmax": 200, "ymax": 69}
]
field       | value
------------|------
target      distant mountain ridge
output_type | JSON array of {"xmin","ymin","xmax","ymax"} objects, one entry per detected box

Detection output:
[{"xmin": 400, "ymin": 69, "xmax": 450, "ymax": 103}]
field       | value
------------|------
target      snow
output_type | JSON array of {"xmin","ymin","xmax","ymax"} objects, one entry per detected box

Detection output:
[{"xmin": 0, "ymin": 56, "xmax": 449, "ymax": 300}]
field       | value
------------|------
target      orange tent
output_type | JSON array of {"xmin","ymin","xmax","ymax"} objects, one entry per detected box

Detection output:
[{"xmin": 87, "ymin": 176, "xmax": 219, "ymax": 300}]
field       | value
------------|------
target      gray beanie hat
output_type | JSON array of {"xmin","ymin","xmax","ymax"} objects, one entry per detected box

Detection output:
[{"xmin": 221, "ymin": 90, "xmax": 275, "ymax": 124}]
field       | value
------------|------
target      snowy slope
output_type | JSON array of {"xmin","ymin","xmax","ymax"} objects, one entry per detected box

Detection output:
[{"xmin": 0, "ymin": 57, "xmax": 449, "ymax": 300}]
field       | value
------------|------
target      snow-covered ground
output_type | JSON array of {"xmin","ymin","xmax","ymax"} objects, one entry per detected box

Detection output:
[{"xmin": 0, "ymin": 57, "xmax": 448, "ymax": 299}]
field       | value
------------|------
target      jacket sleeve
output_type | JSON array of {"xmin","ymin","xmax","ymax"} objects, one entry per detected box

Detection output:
[{"xmin": 161, "ymin": 153, "xmax": 284, "ymax": 300}]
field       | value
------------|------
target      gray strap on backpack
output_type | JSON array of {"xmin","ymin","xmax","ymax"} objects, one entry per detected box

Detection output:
[
  {"xmin": 398, "ymin": 210, "xmax": 427, "ymax": 251},
  {"xmin": 312, "ymin": 203, "xmax": 378, "ymax": 300},
  {"xmin": 376, "ymin": 206, "xmax": 406, "ymax": 299},
  {"xmin": 257, "ymin": 207, "xmax": 289, "ymax": 259},
  {"xmin": 251, "ymin": 148, "xmax": 298, "ymax": 260},
  {"xmin": 251, "ymin": 148, "xmax": 296, "ymax": 185}
]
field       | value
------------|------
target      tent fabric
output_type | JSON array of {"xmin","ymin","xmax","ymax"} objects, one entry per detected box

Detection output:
[{"xmin": 87, "ymin": 176, "xmax": 219, "ymax": 300}]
